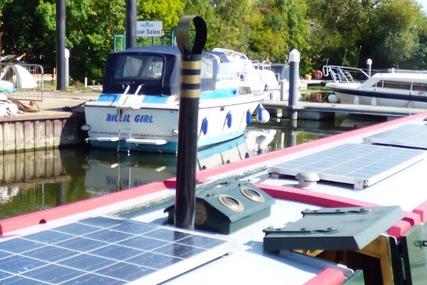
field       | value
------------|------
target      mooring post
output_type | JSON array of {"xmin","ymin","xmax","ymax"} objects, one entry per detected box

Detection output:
[
  {"xmin": 288, "ymin": 49, "xmax": 300, "ymax": 121},
  {"xmin": 56, "ymin": 0, "xmax": 66, "ymax": 91},
  {"xmin": 175, "ymin": 16, "xmax": 207, "ymax": 229},
  {"xmin": 286, "ymin": 120, "xmax": 298, "ymax": 147},
  {"xmin": 367, "ymin": 58, "xmax": 372, "ymax": 77},
  {"xmin": 280, "ymin": 80, "xmax": 286, "ymax": 101},
  {"xmin": 126, "ymin": 0, "xmax": 137, "ymax": 49}
]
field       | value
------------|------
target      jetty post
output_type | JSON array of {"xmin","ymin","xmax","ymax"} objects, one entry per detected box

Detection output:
[
  {"xmin": 56, "ymin": 0, "xmax": 66, "ymax": 91},
  {"xmin": 288, "ymin": 49, "xmax": 300, "ymax": 121},
  {"xmin": 126, "ymin": 0, "xmax": 137, "ymax": 48},
  {"xmin": 174, "ymin": 16, "xmax": 207, "ymax": 229}
]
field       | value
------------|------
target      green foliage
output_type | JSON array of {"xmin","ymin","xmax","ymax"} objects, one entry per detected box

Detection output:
[
  {"xmin": 138, "ymin": 0, "xmax": 184, "ymax": 28},
  {"xmin": 366, "ymin": 0, "xmax": 425, "ymax": 68},
  {"xmin": 306, "ymin": 0, "xmax": 427, "ymax": 71},
  {"xmin": 1, "ymin": 0, "xmax": 427, "ymax": 83},
  {"xmin": 66, "ymin": 0, "xmax": 126, "ymax": 81}
]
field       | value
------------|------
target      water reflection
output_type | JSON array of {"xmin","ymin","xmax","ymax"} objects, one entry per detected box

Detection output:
[
  {"xmin": 0, "ymin": 148, "xmax": 83, "ymax": 218},
  {"xmin": 0, "ymin": 117, "xmax": 384, "ymax": 219},
  {"xmin": 84, "ymin": 130, "xmax": 277, "ymax": 193},
  {"xmin": 84, "ymin": 150, "xmax": 176, "ymax": 194}
]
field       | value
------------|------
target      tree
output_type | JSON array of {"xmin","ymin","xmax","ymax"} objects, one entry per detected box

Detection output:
[
  {"xmin": 66, "ymin": 0, "xmax": 126, "ymax": 81},
  {"xmin": 365, "ymin": 0, "xmax": 425, "ymax": 68},
  {"xmin": 2, "ymin": 0, "xmax": 55, "ymax": 67},
  {"xmin": 306, "ymin": 0, "xmax": 427, "ymax": 70}
]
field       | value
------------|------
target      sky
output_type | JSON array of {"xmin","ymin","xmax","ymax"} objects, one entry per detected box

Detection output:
[{"xmin": 416, "ymin": 0, "xmax": 427, "ymax": 13}]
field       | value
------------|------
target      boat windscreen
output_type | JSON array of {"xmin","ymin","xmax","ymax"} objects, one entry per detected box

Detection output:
[{"xmin": 114, "ymin": 54, "xmax": 164, "ymax": 81}]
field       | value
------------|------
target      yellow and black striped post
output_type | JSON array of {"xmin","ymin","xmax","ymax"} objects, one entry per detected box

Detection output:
[{"xmin": 174, "ymin": 16, "xmax": 207, "ymax": 229}]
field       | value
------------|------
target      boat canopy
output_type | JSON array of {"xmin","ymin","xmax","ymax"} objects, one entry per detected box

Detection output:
[{"xmin": 102, "ymin": 46, "xmax": 217, "ymax": 96}]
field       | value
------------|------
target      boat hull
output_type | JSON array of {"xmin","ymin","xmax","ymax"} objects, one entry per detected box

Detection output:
[
  {"xmin": 333, "ymin": 87, "xmax": 427, "ymax": 108},
  {"xmin": 84, "ymin": 96, "xmax": 263, "ymax": 153}
]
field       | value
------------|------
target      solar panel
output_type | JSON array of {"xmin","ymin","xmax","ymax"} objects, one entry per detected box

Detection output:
[
  {"xmin": 0, "ymin": 216, "xmax": 232, "ymax": 284},
  {"xmin": 365, "ymin": 124, "xmax": 427, "ymax": 149},
  {"xmin": 269, "ymin": 143, "xmax": 425, "ymax": 190}
]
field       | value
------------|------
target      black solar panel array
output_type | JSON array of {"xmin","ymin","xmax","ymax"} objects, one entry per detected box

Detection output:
[{"xmin": 0, "ymin": 217, "xmax": 227, "ymax": 285}]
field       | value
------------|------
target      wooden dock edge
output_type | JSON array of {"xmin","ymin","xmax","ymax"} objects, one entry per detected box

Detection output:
[{"xmin": 0, "ymin": 111, "xmax": 85, "ymax": 153}]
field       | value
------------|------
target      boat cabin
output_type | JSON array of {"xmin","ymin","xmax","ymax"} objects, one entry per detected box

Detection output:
[
  {"xmin": 366, "ymin": 73, "xmax": 427, "ymax": 95},
  {"xmin": 101, "ymin": 46, "xmax": 218, "ymax": 96}
]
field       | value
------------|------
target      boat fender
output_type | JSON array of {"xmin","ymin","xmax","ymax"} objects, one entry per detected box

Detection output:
[
  {"xmin": 256, "ymin": 106, "xmax": 270, "ymax": 124},
  {"xmin": 201, "ymin": 117, "xmax": 208, "ymax": 135},
  {"xmin": 246, "ymin": 110, "xmax": 252, "ymax": 125},
  {"xmin": 370, "ymin": 96, "xmax": 377, "ymax": 106},
  {"xmin": 226, "ymin": 112, "xmax": 232, "ymax": 128},
  {"xmin": 314, "ymin": 70, "xmax": 323, "ymax": 80}
]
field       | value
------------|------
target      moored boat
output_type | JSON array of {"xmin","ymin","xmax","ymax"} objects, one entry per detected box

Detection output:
[
  {"xmin": 324, "ymin": 65, "xmax": 427, "ymax": 108},
  {"xmin": 83, "ymin": 46, "xmax": 266, "ymax": 153}
]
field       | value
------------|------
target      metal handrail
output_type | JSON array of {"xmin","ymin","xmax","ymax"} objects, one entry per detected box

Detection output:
[{"xmin": 322, "ymin": 65, "xmax": 370, "ymax": 83}]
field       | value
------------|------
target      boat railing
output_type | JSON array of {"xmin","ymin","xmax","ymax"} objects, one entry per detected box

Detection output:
[
  {"xmin": 387, "ymin": 68, "xmax": 427, "ymax": 74},
  {"xmin": 253, "ymin": 60, "xmax": 273, "ymax": 70},
  {"xmin": 322, "ymin": 65, "xmax": 370, "ymax": 83}
]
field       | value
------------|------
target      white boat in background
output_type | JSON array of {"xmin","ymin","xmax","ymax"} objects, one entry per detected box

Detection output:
[
  {"xmin": 324, "ymin": 65, "xmax": 427, "ymax": 108},
  {"xmin": 83, "ymin": 46, "xmax": 267, "ymax": 153},
  {"xmin": 212, "ymin": 48, "xmax": 281, "ymax": 100}
]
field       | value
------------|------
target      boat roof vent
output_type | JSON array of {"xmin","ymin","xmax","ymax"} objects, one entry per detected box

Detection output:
[{"xmin": 295, "ymin": 171, "xmax": 320, "ymax": 189}]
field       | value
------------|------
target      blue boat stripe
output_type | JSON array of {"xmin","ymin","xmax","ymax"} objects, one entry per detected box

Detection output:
[
  {"xmin": 200, "ymin": 88, "xmax": 237, "ymax": 99},
  {"xmin": 143, "ymin": 96, "xmax": 169, "ymax": 103},
  {"xmin": 98, "ymin": 94, "xmax": 121, "ymax": 103}
]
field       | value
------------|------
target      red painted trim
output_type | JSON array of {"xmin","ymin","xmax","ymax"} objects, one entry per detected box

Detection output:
[
  {"xmin": 256, "ymin": 183, "xmax": 377, "ymax": 208},
  {"xmin": 164, "ymin": 178, "xmax": 177, "ymax": 189},
  {"xmin": 0, "ymin": 182, "xmax": 168, "ymax": 235},
  {"xmin": 387, "ymin": 220, "xmax": 412, "ymax": 239},
  {"xmin": 195, "ymin": 112, "xmax": 427, "ymax": 182},
  {"xmin": 304, "ymin": 268, "xmax": 345, "ymax": 285},
  {"xmin": 403, "ymin": 211, "xmax": 421, "ymax": 226},
  {"xmin": 413, "ymin": 200, "xmax": 427, "ymax": 223}
]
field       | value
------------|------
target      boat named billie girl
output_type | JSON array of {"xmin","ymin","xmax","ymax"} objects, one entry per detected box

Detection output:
[{"xmin": 83, "ymin": 46, "xmax": 267, "ymax": 153}]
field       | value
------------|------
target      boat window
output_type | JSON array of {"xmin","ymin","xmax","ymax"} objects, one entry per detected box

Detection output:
[
  {"xmin": 412, "ymin": 83, "xmax": 427, "ymax": 92},
  {"xmin": 114, "ymin": 55, "xmax": 164, "ymax": 80},
  {"xmin": 382, "ymin": 81, "xmax": 411, "ymax": 90},
  {"xmin": 373, "ymin": 80, "xmax": 383, "ymax": 88},
  {"xmin": 201, "ymin": 57, "xmax": 214, "ymax": 79}
]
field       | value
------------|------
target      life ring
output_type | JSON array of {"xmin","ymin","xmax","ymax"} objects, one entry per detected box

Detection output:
[{"xmin": 314, "ymin": 70, "xmax": 323, "ymax": 80}]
